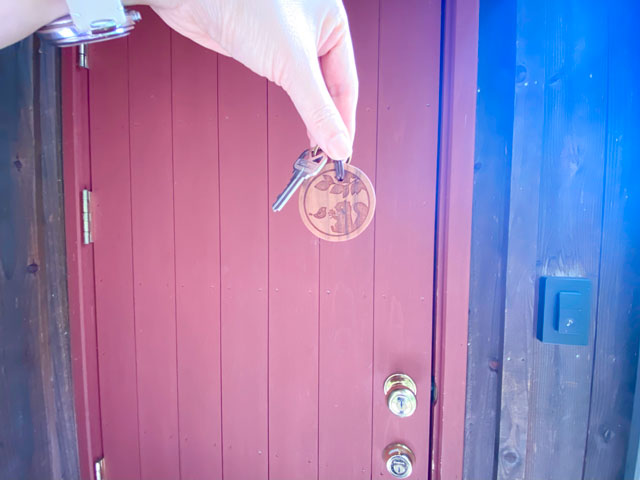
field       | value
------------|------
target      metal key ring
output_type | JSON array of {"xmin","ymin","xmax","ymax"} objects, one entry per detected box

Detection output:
[{"xmin": 311, "ymin": 145, "xmax": 350, "ymax": 165}]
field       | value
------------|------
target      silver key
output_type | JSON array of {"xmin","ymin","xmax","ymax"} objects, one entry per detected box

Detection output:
[
  {"xmin": 334, "ymin": 159, "xmax": 346, "ymax": 181},
  {"xmin": 272, "ymin": 148, "xmax": 328, "ymax": 212}
]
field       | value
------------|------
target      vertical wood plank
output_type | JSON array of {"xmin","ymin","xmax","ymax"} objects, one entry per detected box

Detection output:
[
  {"xmin": 584, "ymin": 0, "xmax": 640, "ymax": 477},
  {"xmin": 37, "ymin": 43, "xmax": 80, "ymax": 478},
  {"xmin": 0, "ymin": 38, "xmax": 80, "ymax": 480},
  {"xmin": 372, "ymin": 1, "xmax": 441, "ymax": 478},
  {"xmin": 89, "ymin": 37, "xmax": 142, "ymax": 480},
  {"xmin": 497, "ymin": 0, "xmax": 608, "ymax": 478},
  {"xmin": 171, "ymin": 33, "xmax": 222, "ymax": 480},
  {"xmin": 266, "ymin": 86, "xmax": 319, "ymax": 478},
  {"xmin": 626, "ymin": 354, "xmax": 640, "ymax": 480},
  {"xmin": 128, "ymin": 10, "xmax": 180, "ymax": 479},
  {"xmin": 496, "ymin": 0, "xmax": 546, "ymax": 476},
  {"xmin": 62, "ymin": 47, "xmax": 103, "ymax": 480},
  {"xmin": 432, "ymin": 0, "xmax": 479, "ymax": 476},
  {"xmin": 218, "ymin": 56, "xmax": 269, "ymax": 480},
  {"xmin": 317, "ymin": 0, "xmax": 378, "ymax": 478},
  {"xmin": 524, "ymin": 1, "xmax": 607, "ymax": 478},
  {"xmin": 462, "ymin": 0, "xmax": 515, "ymax": 478}
]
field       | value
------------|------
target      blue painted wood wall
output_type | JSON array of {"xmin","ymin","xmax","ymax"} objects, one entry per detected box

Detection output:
[{"xmin": 464, "ymin": 0, "xmax": 640, "ymax": 479}]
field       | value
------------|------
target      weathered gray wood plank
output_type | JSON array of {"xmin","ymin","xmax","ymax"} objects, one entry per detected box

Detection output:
[
  {"xmin": 584, "ymin": 1, "xmax": 640, "ymax": 478},
  {"xmin": 525, "ymin": 1, "xmax": 608, "ymax": 478},
  {"xmin": 463, "ymin": 0, "xmax": 516, "ymax": 478},
  {"xmin": 495, "ymin": 0, "xmax": 546, "ymax": 476},
  {"xmin": 625, "ymin": 348, "xmax": 640, "ymax": 480},
  {"xmin": 0, "ymin": 38, "xmax": 79, "ymax": 480},
  {"xmin": 497, "ymin": 1, "xmax": 608, "ymax": 479}
]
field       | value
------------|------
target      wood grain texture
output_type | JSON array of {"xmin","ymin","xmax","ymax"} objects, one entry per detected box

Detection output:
[
  {"xmin": 89, "ymin": 36, "xmax": 142, "ymax": 480},
  {"xmin": 0, "ymin": 38, "xmax": 79, "ymax": 480},
  {"xmin": 218, "ymin": 55, "xmax": 269, "ymax": 480},
  {"xmin": 299, "ymin": 163, "xmax": 376, "ymax": 242},
  {"xmin": 62, "ymin": 47, "xmax": 103, "ymax": 480},
  {"xmin": 497, "ymin": 0, "xmax": 608, "ymax": 478},
  {"xmin": 495, "ymin": 0, "xmax": 546, "ymax": 476},
  {"xmin": 524, "ymin": 1, "xmax": 607, "ymax": 478},
  {"xmin": 372, "ymin": 0, "xmax": 441, "ymax": 478},
  {"xmin": 462, "ymin": 0, "xmax": 515, "ymax": 478},
  {"xmin": 627, "ymin": 355, "xmax": 640, "ymax": 480},
  {"xmin": 317, "ymin": 0, "xmax": 378, "ymax": 477},
  {"xmin": 583, "ymin": 1, "xmax": 640, "ymax": 477},
  {"xmin": 465, "ymin": 1, "xmax": 640, "ymax": 479},
  {"xmin": 267, "ymin": 83, "xmax": 320, "ymax": 480},
  {"xmin": 171, "ymin": 32, "xmax": 222, "ymax": 480}
]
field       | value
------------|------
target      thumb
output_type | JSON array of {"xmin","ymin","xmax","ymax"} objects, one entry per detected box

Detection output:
[{"xmin": 283, "ymin": 59, "xmax": 352, "ymax": 160}]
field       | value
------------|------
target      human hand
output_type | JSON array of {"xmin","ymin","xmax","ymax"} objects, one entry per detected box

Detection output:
[{"xmin": 148, "ymin": 0, "xmax": 358, "ymax": 160}]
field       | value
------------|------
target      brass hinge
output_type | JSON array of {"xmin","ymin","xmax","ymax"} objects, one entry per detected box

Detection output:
[
  {"xmin": 94, "ymin": 457, "xmax": 106, "ymax": 480},
  {"xmin": 78, "ymin": 43, "xmax": 89, "ymax": 69},
  {"xmin": 82, "ymin": 189, "xmax": 93, "ymax": 245}
]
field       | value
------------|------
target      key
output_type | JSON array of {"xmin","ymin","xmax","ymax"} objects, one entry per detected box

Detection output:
[
  {"xmin": 272, "ymin": 148, "xmax": 328, "ymax": 212},
  {"xmin": 334, "ymin": 159, "xmax": 345, "ymax": 182}
]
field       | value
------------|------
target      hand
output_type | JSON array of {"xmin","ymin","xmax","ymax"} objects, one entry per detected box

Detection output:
[
  {"xmin": 149, "ymin": 0, "xmax": 358, "ymax": 160},
  {"xmin": 0, "ymin": 0, "xmax": 68, "ymax": 50}
]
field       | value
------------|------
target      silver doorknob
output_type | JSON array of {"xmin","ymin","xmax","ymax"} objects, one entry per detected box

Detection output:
[
  {"xmin": 383, "ymin": 443, "xmax": 415, "ymax": 478},
  {"xmin": 384, "ymin": 373, "xmax": 417, "ymax": 418}
]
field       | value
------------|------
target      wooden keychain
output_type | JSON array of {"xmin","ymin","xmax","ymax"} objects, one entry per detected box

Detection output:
[{"xmin": 298, "ymin": 155, "xmax": 376, "ymax": 242}]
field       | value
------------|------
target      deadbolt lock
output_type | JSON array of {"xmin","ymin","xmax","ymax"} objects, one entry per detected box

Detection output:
[
  {"xmin": 383, "ymin": 443, "xmax": 415, "ymax": 479},
  {"xmin": 384, "ymin": 373, "xmax": 417, "ymax": 418}
]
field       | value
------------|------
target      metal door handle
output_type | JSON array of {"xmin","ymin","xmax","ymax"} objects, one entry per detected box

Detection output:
[{"xmin": 384, "ymin": 373, "xmax": 417, "ymax": 418}]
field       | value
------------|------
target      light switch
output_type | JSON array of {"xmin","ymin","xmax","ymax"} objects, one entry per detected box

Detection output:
[{"xmin": 537, "ymin": 277, "xmax": 591, "ymax": 345}]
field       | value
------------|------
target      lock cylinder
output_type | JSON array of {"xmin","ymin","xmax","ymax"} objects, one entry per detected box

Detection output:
[
  {"xmin": 383, "ymin": 443, "xmax": 415, "ymax": 478},
  {"xmin": 384, "ymin": 373, "xmax": 417, "ymax": 418}
]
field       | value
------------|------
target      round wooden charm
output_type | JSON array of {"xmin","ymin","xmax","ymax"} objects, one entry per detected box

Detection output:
[{"xmin": 299, "ymin": 162, "xmax": 376, "ymax": 242}]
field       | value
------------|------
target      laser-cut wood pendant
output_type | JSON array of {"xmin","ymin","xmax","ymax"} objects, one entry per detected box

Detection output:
[{"xmin": 299, "ymin": 162, "xmax": 376, "ymax": 242}]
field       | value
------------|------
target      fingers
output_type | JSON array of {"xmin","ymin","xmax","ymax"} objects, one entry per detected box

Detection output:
[
  {"xmin": 283, "ymin": 5, "xmax": 357, "ymax": 161},
  {"xmin": 284, "ymin": 55, "xmax": 353, "ymax": 160},
  {"xmin": 319, "ymin": 24, "xmax": 358, "ymax": 146}
]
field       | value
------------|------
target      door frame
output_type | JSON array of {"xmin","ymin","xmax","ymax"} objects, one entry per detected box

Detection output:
[
  {"xmin": 430, "ymin": 0, "xmax": 479, "ymax": 479},
  {"xmin": 62, "ymin": 1, "xmax": 478, "ymax": 478}
]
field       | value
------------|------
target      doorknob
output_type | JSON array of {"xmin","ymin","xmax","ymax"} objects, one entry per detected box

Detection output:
[
  {"xmin": 384, "ymin": 373, "xmax": 417, "ymax": 418},
  {"xmin": 383, "ymin": 443, "xmax": 415, "ymax": 478}
]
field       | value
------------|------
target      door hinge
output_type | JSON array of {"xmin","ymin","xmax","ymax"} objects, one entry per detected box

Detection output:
[
  {"xmin": 82, "ymin": 188, "xmax": 93, "ymax": 244},
  {"xmin": 94, "ymin": 457, "xmax": 106, "ymax": 480},
  {"xmin": 78, "ymin": 43, "xmax": 89, "ymax": 69}
]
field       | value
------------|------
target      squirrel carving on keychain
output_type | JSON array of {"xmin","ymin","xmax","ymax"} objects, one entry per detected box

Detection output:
[
  {"xmin": 299, "ymin": 156, "xmax": 376, "ymax": 242},
  {"xmin": 271, "ymin": 147, "xmax": 375, "ymax": 242},
  {"xmin": 306, "ymin": 170, "xmax": 373, "ymax": 236}
]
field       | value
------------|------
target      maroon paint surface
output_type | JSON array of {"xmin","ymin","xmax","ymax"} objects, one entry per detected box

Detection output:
[
  {"xmin": 318, "ymin": 2, "xmax": 378, "ymax": 478},
  {"xmin": 171, "ymin": 31, "xmax": 223, "ymax": 480},
  {"xmin": 62, "ymin": 48, "xmax": 102, "ymax": 480},
  {"xmin": 67, "ymin": 2, "xmax": 447, "ymax": 478},
  {"xmin": 218, "ymin": 53, "xmax": 270, "ymax": 480},
  {"xmin": 431, "ymin": 0, "xmax": 479, "ymax": 478},
  {"xmin": 372, "ymin": 2, "xmax": 442, "ymax": 478}
]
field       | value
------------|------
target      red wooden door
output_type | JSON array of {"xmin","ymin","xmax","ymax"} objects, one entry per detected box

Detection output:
[{"xmin": 84, "ymin": 2, "xmax": 441, "ymax": 479}]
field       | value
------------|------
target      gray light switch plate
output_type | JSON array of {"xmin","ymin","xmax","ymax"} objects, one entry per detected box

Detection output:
[{"xmin": 537, "ymin": 276, "xmax": 592, "ymax": 345}]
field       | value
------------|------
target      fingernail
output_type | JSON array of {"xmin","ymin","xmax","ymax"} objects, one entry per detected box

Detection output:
[{"xmin": 327, "ymin": 132, "xmax": 352, "ymax": 160}]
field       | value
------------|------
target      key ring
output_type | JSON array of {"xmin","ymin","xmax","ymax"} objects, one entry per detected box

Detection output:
[{"xmin": 311, "ymin": 145, "xmax": 351, "ymax": 164}]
